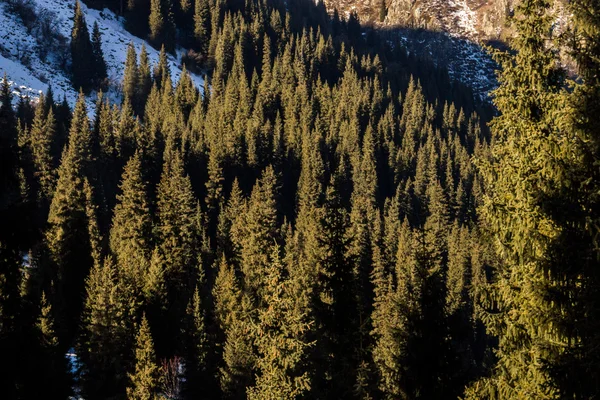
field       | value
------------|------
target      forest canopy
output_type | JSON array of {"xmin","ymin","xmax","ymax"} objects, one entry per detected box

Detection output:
[{"xmin": 1, "ymin": 0, "xmax": 599, "ymax": 399}]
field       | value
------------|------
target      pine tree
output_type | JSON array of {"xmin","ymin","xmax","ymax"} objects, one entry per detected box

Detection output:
[
  {"xmin": 71, "ymin": 0, "xmax": 94, "ymax": 92},
  {"xmin": 91, "ymin": 21, "xmax": 108, "ymax": 87},
  {"xmin": 127, "ymin": 315, "xmax": 160, "ymax": 400}
]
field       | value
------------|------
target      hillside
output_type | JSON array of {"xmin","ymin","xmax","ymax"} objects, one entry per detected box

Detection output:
[
  {"xmin": 2, "ymin": 0, "xmax": 599, "ymax": 399},
  {"xmin": 325, "ymin": 0, "xmax": 569, "ymax": 41},
  {"xmin": 0, "ymin": 0, "xmax": 203, "ymax": 111}
]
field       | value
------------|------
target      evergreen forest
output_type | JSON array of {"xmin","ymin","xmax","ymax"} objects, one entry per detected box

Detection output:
[{"xmin": 1, "ymin": 0, "xmax": 600, "ymax": 398}]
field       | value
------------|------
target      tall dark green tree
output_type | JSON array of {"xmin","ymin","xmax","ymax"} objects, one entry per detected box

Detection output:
[
  {"xmin": 91, "ymin": 21, "xmax": 108, "ymax": 87},
  {"xmin": 78, "ymin": 256, "xmax": 135, "ymax": 400},
  {"xmin": 193, "ymin": 0, "xmax": 211, "ymax": 56},
  {"xmin": 465, "ymin": 0, "xmax": 570, "ymax": 397},
  {"xmin": 127, "ymin": 315, "xmax": 160, "ymax": 400},
  {"xmin": 110, "ymin": 151, "xmax": 152, "ymax": 303},
  {"xmin": 71, "ymin": 0, "xmax": 94, "ymax": 92},
  {"xmin": 46, "ymin": 94, "xmax": 96, "ymax": 348}
]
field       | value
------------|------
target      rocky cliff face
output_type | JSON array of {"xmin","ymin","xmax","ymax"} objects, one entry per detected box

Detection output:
[{"xmin": 324, "ymin": 0, "xmax": 567, "ymax": 42}]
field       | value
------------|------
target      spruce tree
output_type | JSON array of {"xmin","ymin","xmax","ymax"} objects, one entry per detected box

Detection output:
[
  {"xmin": 91, "ymin": 21, "xmax": 108, "ymax": 87},
  {"xmin": 183, "ymin": 287, "xmax": 208, "ymax": 397},
  {"xmin": 247, "ymin": 245, "xmax": 313, "ymax": 400},
  {"xmin": 560, "ymin": 0, "xmax": 600, "ymax": 395},
  {"xmin": 123, "ymin": 42, "xmax": 139, "ymax": 106},
  {"xmin": 46, "ymin": 94, "xmax": 95, "ymax": 347},
  {"xmin": 36, "ymin": 292, "xmax": 71, "ymax": 398},
  {"xmin": 213, "ymin": 255, "xmax": 255, "ymax": 398},
  {"xmin": 193, "ymin": 0, "xmax": 211, "ymax": 56},
  {"xmin": 149, "ymin": 0, "xmax": 164, "ymax": 46},
  {"xmin": 127, "ymin": 315, "xmax": 160, "ymax": 400},
  {"xmin": 29, "ymin": 102, "xmax": 57, "ymax": 205},
  {"xmin": 78, "ymin": 256, "xmax": 135, "ymax": 400},
  {"xmin": 465, "ymin": 0, "xmax": 569, "ymax": 397},
  {"xmin": 71, "ymin": 0, "xmax": 94, "ymax": 92},
  {"xmin": 110, "ymin": 151, "xmax": 152, "ymax": 301},
  {"xmin": 137, "ymin": 44, "xmax": 153, "ymax": 116}
]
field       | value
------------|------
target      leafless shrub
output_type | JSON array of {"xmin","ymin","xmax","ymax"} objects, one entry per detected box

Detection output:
[
  {"xmin": 6, "ymin": 0, "xmax": 37, "ymax": 31},
  {"xmin": 160, "ymin": 356, "xmax": 183, "ymax": 399},
  {"xmin": 181, "ymin": 49, "xmax": 206, "ymax": 75}
]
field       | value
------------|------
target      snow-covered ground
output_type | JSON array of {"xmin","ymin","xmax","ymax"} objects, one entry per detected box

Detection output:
[{"xmin": 0, "ymin": 0, "xmax": 203, "ymax": 113}]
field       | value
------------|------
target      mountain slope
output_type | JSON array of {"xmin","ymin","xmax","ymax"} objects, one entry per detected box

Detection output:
[
  {"xmin": 0, "ymin": 0, "xmax": 203, "ymax": 111},
  {"xmin": 325, "ymin": 0, "xmax": 568, "ymax": 42}
]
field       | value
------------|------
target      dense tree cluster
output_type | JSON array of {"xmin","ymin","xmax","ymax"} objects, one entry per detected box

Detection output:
[
  {"xmin": 2, "ymin": 0, "xmax": 600, "ymax": 398},
  {"xmin": 71, "ymin": 1, "xmax": 108, "ymax": 93}
]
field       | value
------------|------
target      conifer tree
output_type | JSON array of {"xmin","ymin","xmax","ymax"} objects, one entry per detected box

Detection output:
[
  {"xmin": 91, "ymin": 21, "xmax": 108, "ymax": 87},
  {"xmin": 153, "ymin": 45, "xmax": 171, "ymax": 87},
  {"xmin": 71, "ymin": 0, "xmax": 94, "ymax": 92},
  {"xmin": 137, "ymin": 44, "xmax": 153, "ymax": 116},
  {"xmin": 183, "ymin": 287, "xmax": 208, "ymax": 397},
  {"xmin": 559, "ymin": 0, "xmax": 600, "ymax": 395},
  {"xmin": 237, "ymin": 166, "xmax": 279, "ymax": 298},
  {"xmin": 247, "ymin": 245, "xmax": 313, "ymax": 400},
  {"xmin": 0, "ymin": 78, "xmax": 23, "ymax": 371},
  {"xmin": 154, "ymin": 152, "xmax": 199, "ymax": 354},
  {"xmin": 127, "ymin": 315, "xmax": 160, "ymax": 400},
  {"xmin": 193, "ymin": 0, "xmax": 211, "ymax": 56},
  {"xmin": 370, "ymin": 261, "xmax": 403, "ymax": 399},
  {"xmin": 110, "ymin": 151, "xmax": 152, "ymax": 301},
  {"xmin": 79, "ymin": 256, "xmax": 134, "ymax": 400},
  {"xmin": 46, "ymin": 94, "xmax": 96, "ymax": 347},
  {"xmin": 123, "ymin": 42, "xmax": 139, "ymax": 106},
  {"xmin": 36, "ymin": 292, "xmax": 71, "ymax": 398},
  {"xmin": 465, "ymin": 0, "xmax": 569, "ymax": 397},
  {"xmin": 149, "ymin": 0, "xmax": 164, "ymax": 46},
  {"xmin": 29, "ymin": 102, "xmax": 57, "ymax": 205},
  {"xmin": 213, "ymin": 255, "xmax": 255, "ymax": 398}
]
